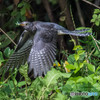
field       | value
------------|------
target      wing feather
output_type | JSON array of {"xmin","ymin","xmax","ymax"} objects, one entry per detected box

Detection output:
[
  {"xmin": 28, "ymin": 29, "xmax": 57, "ymax": 77},
  {"xmin": 4, "ymin": 30, "xmax": 33, "ymax": 71}
]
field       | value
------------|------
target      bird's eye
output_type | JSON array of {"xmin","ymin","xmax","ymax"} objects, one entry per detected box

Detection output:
[{"xmin": 25, "ymin": 23, "xmax": 28, "ymax": 25}]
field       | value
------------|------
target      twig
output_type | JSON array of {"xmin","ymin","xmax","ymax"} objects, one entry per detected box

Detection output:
[
  {"xmin": 88, "ymin": 48, "xmax": 95, "ymax": 58},
  {"xmin": 82, "ymin": 0, "xmax": 100, "ymax": 9},
  {"xmin": 0, "ymin": 28, "xmax": 17, "ymax": 46},
  {"xmin": 91, "ymin": 35, "xmax": 100, "ymax": 51}
]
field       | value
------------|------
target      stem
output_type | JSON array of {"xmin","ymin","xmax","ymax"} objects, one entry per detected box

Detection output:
[
  {"xmin": 82, "ymin": 0, "xmax": 100, "ymax": 9},
  {"xmin": 0, "ymin": 28, "xmax": 17, "ymax": 46}
]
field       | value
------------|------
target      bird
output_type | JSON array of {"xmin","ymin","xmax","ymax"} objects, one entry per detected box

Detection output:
[{"xmin": 4, "ymin": 21, "xmax": 92, "ymax": 78}]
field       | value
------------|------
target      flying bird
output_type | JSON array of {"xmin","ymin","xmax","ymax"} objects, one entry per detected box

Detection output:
[{"xmin": 4, "ymin": 21, "xmax": 92, "ymax": 78}]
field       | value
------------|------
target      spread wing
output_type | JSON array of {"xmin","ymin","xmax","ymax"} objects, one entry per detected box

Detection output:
[
  {"xmin": 28, "ymin": 29, "xmax": 57, "ymax": 78},
  {"xmin": 4, "ymin": 30, "xmax": 33, "ymax": 71}
]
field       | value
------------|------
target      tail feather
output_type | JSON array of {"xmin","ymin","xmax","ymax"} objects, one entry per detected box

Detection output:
[{"xmin": 58, "ymin": 29, "xmax": 92, "ymax": 36}]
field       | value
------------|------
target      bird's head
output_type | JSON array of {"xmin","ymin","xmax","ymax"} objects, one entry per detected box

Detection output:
[{"xmin": 16, "ymin": 21, "xmax": 37, "ymax": 32}]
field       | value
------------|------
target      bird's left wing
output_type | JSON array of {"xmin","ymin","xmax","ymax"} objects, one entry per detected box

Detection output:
[{"xmin": 4, "ymin": 30, "xmax": 33, "ymax": 71}]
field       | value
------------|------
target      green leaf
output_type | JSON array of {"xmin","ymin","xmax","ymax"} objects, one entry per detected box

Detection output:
[
  {"xmin": 85, "ymin": 76, "xmax": 93, "ymax": 84},
  {"xmin": 17, "ymin": 81, "xmax": 26, "ymax": 87},
  {"xmin": 11, "ymin": 10, "xmax": 18, "ymax": 16},
  {"xmin": 93, "ymin": 76, "xmax": 100, "ymax": 81},
  {"xmin": 68, "ymin": 76, "xmax": 84, "ymax": 83},
  {"xmin": 86, "ymin": 63, "xmax": 95, "ymax": 72},
  {"xmin": 79, "ymin": 62, "xmax": 84, "ymax": 68},
  {"xmin": 43, "ymin": 68, "xmax": 71, "ymax": 86},
  {"xmin": 54, "ymin": 93, "xmax": 67, "ymax": 100},
  {"xmin": 91, "ymin": 19, "xmax": 95, "ymax": 22},
  {"xmin": 93, "ymin": 50, "xmax": 100, "ymax": 57},
  {"xmin": 13, "ymin": 79, "xmax": 17, "ymax": 86},
  {"xmin": 66, "ymin": 80, "xmax": 75, "ymax": 85},
  {"xmin": 0, "ymin": 51, "xmax": 4, "ymax": 60},
  {"xmin": 96, "ymin": 66, "xmax": 100, "ymax": 72},
  {"xmin": 74, "ymin": 67, "xmax": 80, "ymax": 74},
  {"xmin": 67, "ymin": 54, "xmax": 75, "ymax": 64},
  {"xmin": 93, "ymin": 83, "xmax": 100, "ymax": 91},
  {"xmin": 18, "ymin": 2, "xmax": 24, "ymax": 7},
  {"xmin": 74, "ymin": 62, "xmax": 78, "ymax": 68},
  {"xmin": 43, "ymin": 68, "xmax": 62, "ymax": 86},
  {"xmin": 61, "ymin": 73, "xmax": 72, "ymax": 78},
  {"xmin": 93, "ymin": 14, "xmax": 97, "ymax": 19},
  {"xmin": 20, "ymin": 7, "xmax": 26, "ymax": 15},
  {"xmin": 66, "ymin": 64, "xmax": 76, "ymax": 69},
  {"xmin": 73, "ymin": 45, "xmax": 83, "ymax": 50},
  {"xmin": 98, "ymin": 14, "xmax": 100, "ymax": 19},
  {"xmin": 19, "ymin": 63, "xmax": 31, "ymax": 85},
  {"xmin": 95, "ymin": 21, "xmax": 100, "ymax": 26},
  {"xmin": 76, "ymin": 77, "xmax": 85, "ymax": 83},
  {"xmin": 74, "ymin": 54, "xmax": 79, "ymax": 61},
  {"xmin": 4, "ymin": 47, "xmax": 11, "ymax": 58},
  {"xmin": 77, "ymin": 50, "xmax": 85, "ymax": 55},
  {"xmin": 94, "ymin": 9, "xmax": 100, "ymax": 14}
]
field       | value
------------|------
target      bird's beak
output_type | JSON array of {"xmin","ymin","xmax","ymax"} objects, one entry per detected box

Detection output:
[
  {"xmin": 20, "ymin": 23, "xmax": 26, "ymax": 26},
  {"xmin": 16, "ymin": 22, "xmax": 25, "ymax": 26}
]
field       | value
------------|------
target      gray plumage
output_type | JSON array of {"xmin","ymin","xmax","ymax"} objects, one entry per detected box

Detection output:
[{"xmin": 4, "ymin": 21, "xmax": 92, "ymax": 78}]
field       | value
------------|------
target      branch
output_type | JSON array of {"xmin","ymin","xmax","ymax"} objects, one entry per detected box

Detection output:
[
  {"xmin": 59, "ymin": 0, "xmax": 79, "ymax": 45},
  {"xmin": 82, "ymin": 0, "xmax": 100, "ymax": 9},
  {"xmin": 91, "ymin": 35, "xmax": 100, "ymax": 51},
  {"xmin": 59, "ymin": 0, "xmax": 74, "ymax": 30},
  {"xmin": 42, "ymin": 0, "xmax": 55, "ymax": 22},
  {"xmin": 0, "ymin": 28, "xmax": 17, "ymax": 46},
  {"xmin": 75, "ymin": 0, "xmax": 85, "ymax": 26}
]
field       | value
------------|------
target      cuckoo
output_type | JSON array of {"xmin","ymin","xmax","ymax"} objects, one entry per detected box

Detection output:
[{"xmin": 4, "ymin": 21, "xmax": 92, "ymax": 78}]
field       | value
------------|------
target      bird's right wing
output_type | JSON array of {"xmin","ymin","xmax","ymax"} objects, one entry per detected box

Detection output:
[
  {"xmin": 28, "ymin": 29, "xmax": 57, "ymax": 78},
  {"xmin": 4, "ymin": 30, "xmax": 33, "ymax": 71}
]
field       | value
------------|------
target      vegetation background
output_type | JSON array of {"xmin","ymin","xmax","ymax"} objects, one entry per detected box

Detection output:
[{"xmin": 0, "ymin": 0, "xmax": 100, "ymax": 100}]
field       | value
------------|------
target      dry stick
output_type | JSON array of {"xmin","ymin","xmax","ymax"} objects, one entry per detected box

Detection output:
[
  {"xmin": 0, "ymin": 28, "xmax": 17, "ymax": 46},
  {"xmin": 75, "ymin": 0, "xmax": 85, "ymax": 26},
  {"xmin": 88, "ymin": 48, "xmax": 95, "ymax": 58},
  {"xmin": 82, "ymin": 0, "xmax": 100, "ymax": 9}
]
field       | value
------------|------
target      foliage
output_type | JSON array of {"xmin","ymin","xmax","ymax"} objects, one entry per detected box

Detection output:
[
  {"xmin": 0, "ymin": 45, "xmax": 100, "ymax": 100},
  {"xmin": 91, "ymin": 9, "xmax": 100, "ymax": 26},
  {"xmin": 0, "ymin": 47, "xmax": 14, "ymax": 66},
  {"xmin": 0, "ymin": 0, "xmax": 100, "ymax": 100},
  {"xmin": 0, "ymin": 31, "xmax": 17, "ymax": 49}
]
